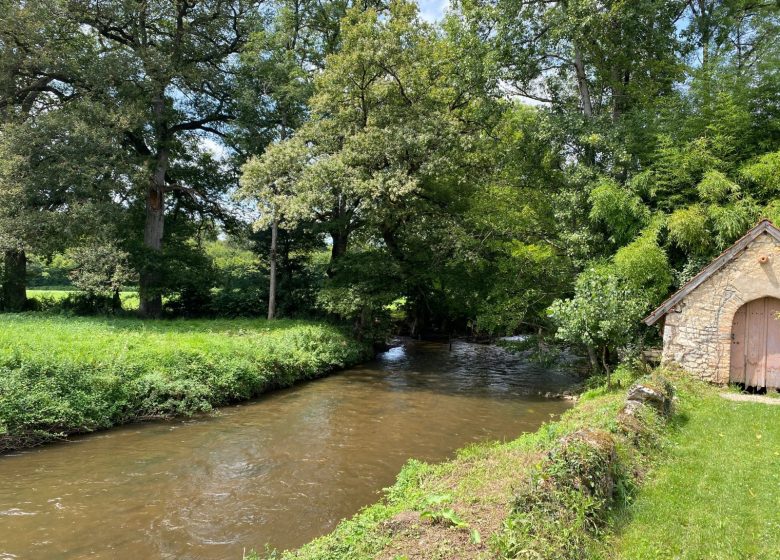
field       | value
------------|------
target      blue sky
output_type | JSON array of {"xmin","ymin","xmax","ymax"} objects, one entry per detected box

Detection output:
[{"xmin": 418, "ymin": 0, "xmax": 449, "ymax": 22}]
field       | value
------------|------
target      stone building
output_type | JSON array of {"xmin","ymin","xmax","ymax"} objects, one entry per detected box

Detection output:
[{"xmin": 645, "ymin": 219, "xmax": 780, "ymax": 389}]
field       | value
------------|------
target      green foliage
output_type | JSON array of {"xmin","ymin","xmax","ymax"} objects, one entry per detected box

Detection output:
[
  {"xmin": 612, "ymin": 228, "xmax": 672, "ymax": 304},
  {"xmin": 207, "ymin": 240, "xmax": 268, "ymax": 317},
  {"xmin": 741, "ymin": 150, "xmax": 780, "ymax": 194},
  {"xmin": 474, "ymin": 242, "xmax": 569, "ymax": 336},
  {"xmin": 316, "ymin": 250, "xmax": 403, "ymax": 340},
  {"xmin": 2, "ymin": 0, "xmax": 780, "ymax": 349},
  {"xmin": 589, "ymin": 178, "xmax": 649, "ymax": 246},
  {"xmin": 68, "ymin": 242, "xmax": 137, "ymax": 298},
  {"xmin": 549, "ymin": 228, "xmax": 670, "ymax": 373},
  {"xmin": 667, "ymin": 205, "xmax": 711, "ymax": 254},
  {"xmin": 696, "ymin": 170, "xmax": 739, "ymax": 203},
  {"xmin": 549, "ymin": 265, "xmax": 648, "ymax": 371},
  {"xmin": 419, "ymin": 495, "xmax": 469, "ymax": 528},
  {"xmin": 0, "ymin": 315, "xmax": 369, "ymax": 451}
]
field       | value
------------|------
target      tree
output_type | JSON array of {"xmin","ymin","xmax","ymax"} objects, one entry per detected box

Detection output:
[
  {"xmin": 68, "ymin": 241, "xmax": 137, "ymax": 310},
  {"xmin": 550, "ymin": 266, "xmax": 645, "ymax": 382},
  {"xmin": 0, "ymin": 0, "xmax": 88, "ymax": 310},
  {"xmin": 68, "ymin": 0, "xmax": 260, "ymax": 316},
  {"xmin": 235, "ymin": 0, "xmax": 387, "ymax": 318},
  {"xmin": 241, "ymin": 0, "xmax": 501, "ymax": 331}
]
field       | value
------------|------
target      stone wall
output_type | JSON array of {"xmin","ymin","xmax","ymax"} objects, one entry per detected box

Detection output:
[{"xmin": 661, "ymin": 232, "xmax": 780, "ymax": 383}]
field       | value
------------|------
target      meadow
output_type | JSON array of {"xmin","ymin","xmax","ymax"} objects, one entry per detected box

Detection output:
[{"xmin": 0, "ymin": 314, "xmax": 369, "ymax": 451}]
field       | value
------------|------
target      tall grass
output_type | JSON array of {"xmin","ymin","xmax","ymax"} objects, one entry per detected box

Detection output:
[{"xmin": 0, "ymin": 314, "xmax": 369, "ymax": 451}]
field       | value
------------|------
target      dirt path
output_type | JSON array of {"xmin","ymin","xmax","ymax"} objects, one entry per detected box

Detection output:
[{"xmin": 719, "ymin": 392, "xmax": 780, "ymax": 405}]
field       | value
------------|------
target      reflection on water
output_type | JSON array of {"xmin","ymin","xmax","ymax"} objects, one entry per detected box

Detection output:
[{"xmin": 0, "ymin": 340, "xmax": 577, "ymax": 559}]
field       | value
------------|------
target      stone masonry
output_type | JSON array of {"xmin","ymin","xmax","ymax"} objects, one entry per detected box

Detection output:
[{"xmin": 660, "ymin": 232, "xmax": 780, "ymax": 383}]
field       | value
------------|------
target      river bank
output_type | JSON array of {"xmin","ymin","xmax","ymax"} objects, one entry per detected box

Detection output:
[
  {"xmin": 252, "ymin": 367, "xmax": 685, "ymax": 560},
  {"xmin": 0, "ymin": 314, "xmax": 370, "ymax": 452},
  {"xmin": 0, "ymin": 339, "xmax": 575, "ymax": 559}
]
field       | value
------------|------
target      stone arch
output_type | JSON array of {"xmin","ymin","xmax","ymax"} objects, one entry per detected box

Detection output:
[
  {"xmin": 716, "ymin": 294, "xmax": 780, "ymax": 383},
  {"xmin": 714, "ymin": 290, "xmax": 749, "ymax": 384}
]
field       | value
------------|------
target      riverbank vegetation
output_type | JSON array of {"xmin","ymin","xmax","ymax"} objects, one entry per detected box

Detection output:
[
  {"xmin": 0, "ymin": 315, "xmax": 368, "ymax": 452},
  {"xmin": 2, "ymin": 1, "xmax": 778, "ymax": 372},
  {"xmin": 250, "ymin": 368, "xmax": 777, "ymax": 560},
  {"xmin": 245, "ymin": 366, "xmax": 669, "ymax": 559}
]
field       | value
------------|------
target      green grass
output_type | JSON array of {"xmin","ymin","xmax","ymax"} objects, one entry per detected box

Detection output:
[
  {"xmin": 246, "ymin": 370, "xmax": 655, "ymax": 560},
  {"xmin": 0, "ymin": 314, "xmax": 369, "ymax": 451},
  {"xmin": 27, "ymin": 288, "xmax": 140, "ymax": 310},
  {"xmin": 597, "ymin": 381, "xmax": 780, "ymax": 560}
]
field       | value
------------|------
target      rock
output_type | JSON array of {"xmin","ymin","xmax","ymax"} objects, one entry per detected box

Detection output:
[
  {"xmin": 543, "ymin": 428, "xmax": 617, "ymax": 502},
  {"xmin": 624, "ymin": 375, "xmax": 675, "ymax": 417},
  {"xmin": 617, "ymin": 375, "xmax": 675, "ymax": 437}
]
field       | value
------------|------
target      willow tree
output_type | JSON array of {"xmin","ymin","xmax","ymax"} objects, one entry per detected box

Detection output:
[{"xmin": 68, "ymin": 0, "xmax": 261, "ymax": 316}]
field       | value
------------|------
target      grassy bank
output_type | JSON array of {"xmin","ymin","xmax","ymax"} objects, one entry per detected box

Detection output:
[
  {"xmin": 248, "ymin": 367, "xmax": 676, "ymax": 560},
  {"xmin": 597, "ymin": 383, "xmax": 780, "ymax": 559},
  {"xmin": 0, "ymin": 314, "xmax": 369, "ymax": 452},
  {"xmin": 257, "ymin": 366, "xmax": 780, "ymax": 560}
]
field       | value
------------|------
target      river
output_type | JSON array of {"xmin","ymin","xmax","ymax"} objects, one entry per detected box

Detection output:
[{"xmin": 0, "ymin": 340, "xmax": 577, "ymax": 559}]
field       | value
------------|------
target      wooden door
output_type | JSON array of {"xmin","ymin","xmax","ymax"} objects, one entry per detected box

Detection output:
[
  {"xmin": 730, "ymin": 297, "xmax": 780, "ymax": 389},
  {"xmin": 746, "ymin": 298, "xmax": 768, "ymax": 387},
  {"xmin": 766, "ymin": 298, "xmax": 780, "ymax": 389}
]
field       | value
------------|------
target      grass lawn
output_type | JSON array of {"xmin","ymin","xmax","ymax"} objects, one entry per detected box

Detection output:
[
  {"xmin": 597, "ymin": 380, "xmax": 780, "ymax": 560},
  {"xmin": 0, "ymin": 314, "xmax": 369, "ymax": 451}
]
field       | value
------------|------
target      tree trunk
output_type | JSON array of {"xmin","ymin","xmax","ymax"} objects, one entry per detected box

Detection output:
[
  {"xmin": 327, "ymin": 228, "xmax": 349, "ymax": 275},
  {"xmin": 602, "ymin": 346, "xmax": 612, "ymax": 389},
  {"xmin": 267, "ymin": 218, "xmax": 278, "ymax": 320},
  {"xmin": 586, "ymin": 345, "xmax": 600, "ymax": 374},
  {"xmin": 139, "ymin": 148, "xmax": 168, "ymax": 318},
  {"xmin": 573, "ymin": 47, "xmax": 593, "ymax": 118},
  {"xmin": 1, "ymin": 249, "xmax": 27, "ymax": 311},
  {"xmin": 112, "ymin": 289, "xmax": 122, "ymax": 312}
]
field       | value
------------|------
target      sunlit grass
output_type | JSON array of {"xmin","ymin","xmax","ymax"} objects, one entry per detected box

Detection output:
[
  {"xmin": 598, "ymin": 385, "xmax": 780, "ymax": 559},
  {"xmin": 0, "ymin": 314, "xmax": 369, "ymax": 451},
  {"xmin": 27, "ymin": 288, "xmax": 140, "ymax": 310}
]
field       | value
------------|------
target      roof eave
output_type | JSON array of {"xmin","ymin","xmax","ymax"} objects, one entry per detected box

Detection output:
[{"xmin": 643, "ymin": 219, "xmax": 780, "ymax": 327}]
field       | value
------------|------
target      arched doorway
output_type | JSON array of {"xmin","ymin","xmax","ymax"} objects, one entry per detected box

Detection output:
[{"xmin": 730, "ymin": 297, "xmax": 780, "ymax": 389}]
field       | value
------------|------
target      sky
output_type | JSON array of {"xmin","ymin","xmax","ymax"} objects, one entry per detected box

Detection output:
[{"xmin": 418, "ymin": 0, "xmax": 449, "ymax": 22}]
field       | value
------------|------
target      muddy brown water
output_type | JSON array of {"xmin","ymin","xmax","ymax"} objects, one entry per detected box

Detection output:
[{"xmin": 0, "ymin": 340, "xmax": 577, "ymax": 560}]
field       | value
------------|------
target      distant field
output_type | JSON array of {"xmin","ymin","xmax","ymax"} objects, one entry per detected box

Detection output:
[
  {"xmin": 0, "ymin": 314, "xmax": 369, "ymax": 451},
  {"xmin": 27, "ymin": 287, "xmax": 140, "ymax": 310}
]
